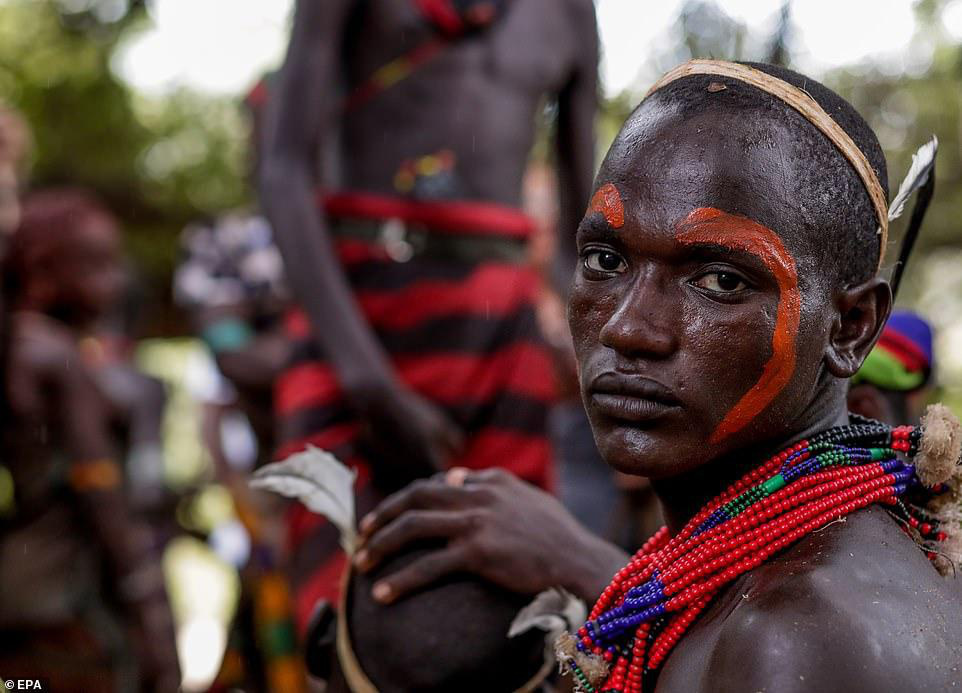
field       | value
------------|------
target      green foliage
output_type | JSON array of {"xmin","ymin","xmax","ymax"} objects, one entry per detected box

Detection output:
[
  {"xmin": 0, "ymin": 0, "xmax": 147, "ymax": 189},
  {"xmin": 829, "ymin": 48, "xmax": 962, "ymax": 283},
  {"xmin": 0, "ymin": 0, "xmax": 250, "ymax": 334},
  {"xmin": 135, "ymin": 337, "xmax": 212, "ymax": 487}
]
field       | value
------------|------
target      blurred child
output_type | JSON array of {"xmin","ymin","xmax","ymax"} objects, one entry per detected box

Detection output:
[{"xmin": 0, "ymin": 189, "xmax": 179, "ymax": 692}]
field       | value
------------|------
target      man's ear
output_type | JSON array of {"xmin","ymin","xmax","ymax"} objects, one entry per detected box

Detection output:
[{"xmin": 825, "ymin": 277, "xmax": 892, "ymax": 378}]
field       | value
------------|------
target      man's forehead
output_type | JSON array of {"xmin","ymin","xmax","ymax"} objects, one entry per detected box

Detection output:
[{"xmin": 597, "ymin": 106, "xmax": 807, "ymax": 247}]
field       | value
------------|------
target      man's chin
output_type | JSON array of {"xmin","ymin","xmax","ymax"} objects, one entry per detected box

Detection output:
[{"xmin": 595, "ymin": 422, "xmax": 702, "ymax": 481}]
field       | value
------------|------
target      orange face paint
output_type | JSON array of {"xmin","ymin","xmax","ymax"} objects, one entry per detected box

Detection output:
[
  {"xmin": 676, "ymin": 207, "xmax": 800, "ymax": 445},
  {"xmin": 588, "ymin": 182, "xmax": 625, "ymax": 229}
]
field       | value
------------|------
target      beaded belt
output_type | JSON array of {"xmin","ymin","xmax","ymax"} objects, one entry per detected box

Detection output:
[{"xmin": 329, "ymin": 217, "xmax": 529, "ymax": 264}]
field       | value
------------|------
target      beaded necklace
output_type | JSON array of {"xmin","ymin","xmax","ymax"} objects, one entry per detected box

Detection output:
[{"xmin": 557, "ymin": 413, "xmax": 961, "ymax": 693}]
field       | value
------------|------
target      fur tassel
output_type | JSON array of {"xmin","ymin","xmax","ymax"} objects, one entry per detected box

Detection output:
[
  {"xmin": 914, "ymin": 404, "xmax": 962, "ymax": 488},
  {"xmin": 937, "ymin": 533, "xmax": 962, "ymax": 577},
  {"xmin": 888, "ymin": 136, "xmax": 938, "ymax": 222},
  {"xmin": 925, "ymin": 475, "xmax": 962, "ymax": 576},
  {"xmin": 933, "ymin": 554, "xmax": 954, "ymax": 576},
  {"xmin": 554, "ymin": 631, "xmax": 578, "ymax": 671},
  {"xmin": 555, "ymin": 632, "xmax": 610, "ymax": 691}
]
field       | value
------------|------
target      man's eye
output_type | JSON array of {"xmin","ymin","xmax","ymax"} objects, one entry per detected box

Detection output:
[
  {"xmin": 692, "ymin": 271, "xmax": 747, "ymax": 293},
  {"xmin": 584, "ymin": 250, "xmax": 627, "ymax": 274}
]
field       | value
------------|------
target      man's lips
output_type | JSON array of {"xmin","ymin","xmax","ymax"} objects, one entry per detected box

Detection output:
[{"xmin": 588, "ymin": 372, "xmax": 681, "ymax": 422}]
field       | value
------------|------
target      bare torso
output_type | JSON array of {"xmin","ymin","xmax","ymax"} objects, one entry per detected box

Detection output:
[
  {"xmin": 337, "ymin": 0, "xmax": 589, "ymax": 203},
  {"xmin": 658, "ymin": 505, "xmax": 962, "ymax": 692}
]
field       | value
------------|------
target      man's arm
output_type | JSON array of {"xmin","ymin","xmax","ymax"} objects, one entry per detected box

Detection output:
[
  {"xmin": 259, "ymin": 0, "xmax": 462, "ymax": 476},
  {"xmin": 260, "ymin": 0, "xmax": 384, "ymax": 396},
  {"xmin": 552, "ymin": 0, "xmax": 599, "ymax": 295}
]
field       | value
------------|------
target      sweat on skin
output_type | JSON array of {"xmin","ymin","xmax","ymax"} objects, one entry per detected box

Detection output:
[{"xmin": 583, "ymin": 186, "xmax": 801, "ymax": 446}]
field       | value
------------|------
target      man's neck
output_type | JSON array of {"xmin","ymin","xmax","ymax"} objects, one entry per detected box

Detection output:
[{"xmin": 652, "ymin": 398, "xmax": 851, "ymax": 534}]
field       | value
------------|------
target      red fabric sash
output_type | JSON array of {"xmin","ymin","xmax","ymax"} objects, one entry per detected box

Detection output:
[
  {"xmin": 320, "ymin": 191, "xmax": 535, "ymax": 239},
  {"xmin": 415, "ymin": 0, "xmax": 466, "ymax": 35}
]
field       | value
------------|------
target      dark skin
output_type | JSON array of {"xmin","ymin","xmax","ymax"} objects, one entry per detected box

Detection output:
[
  {"xmin": 355, "ymin": 467, "xmax": 628, "ymax": 605},
  {"xmin": 358, "ymin": 98, "xmax": 962, "ymax": 689},
  {"xmin": 260, "ymin": 0, "xmax": 597, "ymax": 478},
  {"xmin": 848, "ymin": 381, "xmax": 929, "ymax": 427},
  {"xmin": 4, "ymin": 220, "xmax": 180, "ymax": 690},
  {"xmin": 17, "ymin": 215, "xmax": 126, "ymax": 329},
  {"xmin": 16, "ymin": 215, "xmax": 165, "ymax": 465}
]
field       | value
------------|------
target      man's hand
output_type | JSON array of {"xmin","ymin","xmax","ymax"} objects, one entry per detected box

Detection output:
[
  {"xmin": 354, "ymin": 383, "xmax": 464, "ymax": 488},
  {"xmin": 353, "ymin": 468, "xmax": 628, "ymax": 605}
]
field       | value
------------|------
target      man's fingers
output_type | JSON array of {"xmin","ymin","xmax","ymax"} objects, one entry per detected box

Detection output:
[
  {"xmin": 370, "ymin": 545, "xmax": 468, "ymax": 604},
  {"xmin": 445, "ymin": 466, "xmax": 470, "ymax": 488},
  {"xmin": 354, "ymin": 509, "xmax": 470, "ymax": 572},
  {"xmin": 471, "ymin": 467, "xmax": 513, "ymax": 484},
  {"xmin": 358, "ymin": 478, "xmax": 467, "ymax": 538}
]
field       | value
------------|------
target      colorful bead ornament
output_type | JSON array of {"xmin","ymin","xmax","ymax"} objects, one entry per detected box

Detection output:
[{"xmin": 557, "ymin": 411, "xmax": 962, "ymax": 693}]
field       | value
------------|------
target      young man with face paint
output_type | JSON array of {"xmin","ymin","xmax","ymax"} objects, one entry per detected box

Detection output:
[{"xmin": 352, "ymin": 61, "xmax": 962, "ymax": 691}]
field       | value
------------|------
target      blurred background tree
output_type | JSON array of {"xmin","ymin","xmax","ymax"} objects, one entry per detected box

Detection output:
[{"xmin": 0, "ymin": 0, "xmax": 248, "ymax": 332}]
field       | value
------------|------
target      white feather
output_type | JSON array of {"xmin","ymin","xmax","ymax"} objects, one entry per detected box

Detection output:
[
  {"xmin": 250, "ymin": 445, "xmax": 358, "ymax": 554},
  {"xmin": 888, "ymin": 136, "xmax": 938, "ymax": 222}
]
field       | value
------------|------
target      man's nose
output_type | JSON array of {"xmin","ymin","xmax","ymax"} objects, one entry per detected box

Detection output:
[{"xmin": 599, "ymin": 275, "xmax": 678, "ymax": 359}]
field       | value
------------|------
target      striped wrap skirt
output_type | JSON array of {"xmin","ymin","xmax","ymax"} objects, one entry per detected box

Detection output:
[{"xmin": 274, "ymin": 193, "xmax": 557, "ymax": 630}]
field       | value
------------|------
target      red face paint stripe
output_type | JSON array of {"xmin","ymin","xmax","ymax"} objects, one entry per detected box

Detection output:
[
  {"xmin": 588, "ymin": 182, "xmax": 625, "ymax": 229},
  {"xmin": 676, "ymin": 207, "xmax": 800, "ymax": 445}
]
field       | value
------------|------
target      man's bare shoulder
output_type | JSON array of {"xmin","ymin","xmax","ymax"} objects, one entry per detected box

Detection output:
[
  {"xmin": 706, "ymin": 506, "xmax": 962, "ymax": 691},
  {"xmin": 661, "ymin": 506, "xmax": 962, "ymax": 692}
]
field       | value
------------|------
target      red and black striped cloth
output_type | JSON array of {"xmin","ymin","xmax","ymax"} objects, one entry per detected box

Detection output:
[{"xmin": 274, "ymin": 193, "xmax": 556, "ymax": 630}]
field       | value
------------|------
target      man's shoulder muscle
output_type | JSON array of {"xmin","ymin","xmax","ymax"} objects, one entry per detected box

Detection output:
[{"xmin": 663, "ymin": 507, "xmax": 962, "ymax": 691}]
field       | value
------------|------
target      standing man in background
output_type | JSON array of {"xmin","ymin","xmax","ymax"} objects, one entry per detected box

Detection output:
[{"xmin": 260, "ymin": 0, "xmax": 599, "ymax": 630}]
